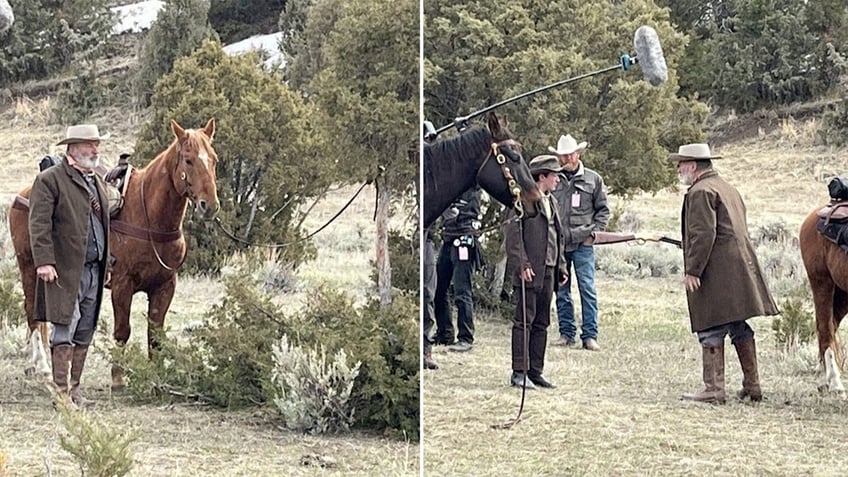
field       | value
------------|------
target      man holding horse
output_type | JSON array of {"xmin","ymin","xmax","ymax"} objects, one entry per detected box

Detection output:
[
  {"xmin": 670, "ymin": 143, "xmax": 778, "ymax": 404},
  {"xmin": 29, "ymin": 124, "xmax": 111, "ymax": 407},
  {"xmin": 505, "ymin": 155, "xmax": 569, "ymax": 389}
]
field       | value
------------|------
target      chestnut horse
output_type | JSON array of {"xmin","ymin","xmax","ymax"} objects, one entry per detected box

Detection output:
[
  {"xmin": 8, "ymin": 119, "xmax": 220, "ymax": 389},
  {"xmin": 800, "ymin": 207, "xmax": 848, "ymax": 394},
  {"xmin": 423, "ymin": 112, "xmax": 540, "ymax": 229}
]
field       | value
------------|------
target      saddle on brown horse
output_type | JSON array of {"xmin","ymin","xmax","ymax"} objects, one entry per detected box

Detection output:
[{"xmin": 816, "ymin": 200, "xmax": 848, "ymax": 253}]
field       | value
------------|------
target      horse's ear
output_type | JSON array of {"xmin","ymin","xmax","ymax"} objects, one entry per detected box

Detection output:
[
  {"xmin": 203, "ymin": 118, "xmax": 216, "ymax": 141},
  {"xmin": 171, "ymin": 119, "xmax": 187, "ymax": 142},
  {"xmin": 487, "ymin": 111, "xmax": 500, "ymax": 134}
]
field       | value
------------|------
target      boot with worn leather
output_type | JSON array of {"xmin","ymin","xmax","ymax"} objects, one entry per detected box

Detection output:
[
  {"xmin": 51, "ymin": 344, "xmax": 73, "ymax": 397},
  {"xmin": 69, "ymin": 345, "xmax": 93, "ymax": 407},
  {"xmin": 682, "ymin": 344, "xmax": 726, "ymax": 404},
  {"xmin": 734, "ymin": 339, "xmax": 762, "ymax": 402}
]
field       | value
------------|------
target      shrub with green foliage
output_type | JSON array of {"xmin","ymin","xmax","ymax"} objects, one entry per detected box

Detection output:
[
  {"xmin": 271, "ymin": 335, "xmax": 360, "ymax": 434},
  {"xmin": 113, "ymin": 263, "xmax": 419, "ymax": 438},
  {"xmin": 56, "ymin": 398, "xmax": 138, "ymax": 477},
  {"xmin": 772, "ymin": 285, "xmax": 815, "ymax": 349},
  {"xmin": 0, "ymin": 262, "xmax": 25, "ymax": 328},
  {"xmin": 134, "ymin": 40, "xmax": 337, "ymax": 274},
  {"xmin": 295, "ymin": 290, "xmax": 419, "ymax": 438}
]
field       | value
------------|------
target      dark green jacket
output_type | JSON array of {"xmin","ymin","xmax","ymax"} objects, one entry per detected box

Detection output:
[
  {"xmin": 552, "ymin": 162, "xmax": 610, "ymax": 251},
  {"xmin": 30, "ymin": 157, "xmax": 110, "ymax": 325}
]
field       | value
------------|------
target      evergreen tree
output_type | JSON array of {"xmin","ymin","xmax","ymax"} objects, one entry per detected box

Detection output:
[
  {"xmin": 283, "ymin": 0, "xmax": 418, "ymax": 305},
  {"xmin": 0, "ymin": 0, "xmax": 114, "ymax": 84},
  {"xmin": 209, "ymin": 0, "xmax": 285, "ymax": 43},
  {"xmin": 425, "ymin": 0, "xmax": 708, "ymax": 196},
  {"xmin": 134, "ymin": 40, "xmax": 337, "ymax": 273},
  {"xmin": 133, "ymin": 0, "xmax": 216, "ymax": 107}
]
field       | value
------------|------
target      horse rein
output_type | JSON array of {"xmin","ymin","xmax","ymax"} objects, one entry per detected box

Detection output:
[{"xmin": 137, "ymin": 140, "xmax": 199, "ymax": 271}]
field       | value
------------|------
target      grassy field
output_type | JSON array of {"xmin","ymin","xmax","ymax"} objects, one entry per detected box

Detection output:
[
  {"xmin": 0, "ymin": 101, "xmax": 418, "ymax": 476},
  {"xmin": 423, "ymin": 118, "xmax": 848, "ymax": 476}
]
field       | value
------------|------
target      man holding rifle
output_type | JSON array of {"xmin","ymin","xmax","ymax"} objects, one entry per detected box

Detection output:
[{"xmin": 669, "ymin": 143, "xmax": 778, "ymax": 404}]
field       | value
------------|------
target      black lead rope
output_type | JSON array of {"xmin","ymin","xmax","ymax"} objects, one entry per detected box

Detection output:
[
  {"xmin": 215, "ymin": 168, "xmax": 384, "ymax": 249},
  {"xmin": 493, "ymin": 214, "xmax": 528, "ymax": 430}
]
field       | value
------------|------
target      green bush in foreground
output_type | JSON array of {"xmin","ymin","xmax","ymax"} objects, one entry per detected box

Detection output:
[
  {"xmin": 56, "ymin": 397, "xmax": 137, "ymax": 477},
  {"xmin": 113, "ymin": 267, "xmax": 419, "ymax": 438}
]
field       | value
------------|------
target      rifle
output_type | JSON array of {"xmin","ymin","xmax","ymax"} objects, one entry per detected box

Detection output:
[{"xmin": 590, "ymin": 231, "xmax": 682, "ymax": 248}]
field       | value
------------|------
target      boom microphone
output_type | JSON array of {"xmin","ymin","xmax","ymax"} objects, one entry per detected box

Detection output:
[
  {"xmin": 435, "ymin": 25, "xmax": 671, "ymax": 135},
  {"xmin": 632, "ymin": 26, "xmax": 668, "ymax": 87}
]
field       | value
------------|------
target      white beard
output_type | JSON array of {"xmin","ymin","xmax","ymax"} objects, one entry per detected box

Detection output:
[
  {"xmin": 678, "ymin": 172, "xmax": 693, "ymax": 186},
  {"xmin": 76, "ymin": 154, "xmax": 99, "ymax": 170}
]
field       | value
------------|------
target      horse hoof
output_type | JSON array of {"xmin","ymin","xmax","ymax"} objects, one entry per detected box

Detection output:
[
  {"xmin": 111, "ymin": 382, "xmax": 126, "ymax": 393},
  {"xmin": 817, "ymin": 383, "xmax": 829, "ymax": 395},
  {"xmin": 24, "ymin": 366, "xmax": 34, "ymax": 378}
]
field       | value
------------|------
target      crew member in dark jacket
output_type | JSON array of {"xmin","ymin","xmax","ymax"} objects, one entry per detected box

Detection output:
[
  {"xmin": 505, "ymin": 155, "xmax": 569, "ymax": 389},
  {"xmin": 30, "ymin": 124, "xmax": 111, "ymax": 407},
  {"xmin": 433, "ymin": 187, "xmax": 483, "ymax": 352}
]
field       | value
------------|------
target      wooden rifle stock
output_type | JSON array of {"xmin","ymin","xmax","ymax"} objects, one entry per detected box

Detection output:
[{"xmin": 591, "ymin": 231, "xmax": 637, "ymax": 245}]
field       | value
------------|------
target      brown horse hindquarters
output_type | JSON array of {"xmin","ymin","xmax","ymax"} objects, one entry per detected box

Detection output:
[{"xmin": 800, "ymin": 209, "xmax": 848, "ymax": 367}]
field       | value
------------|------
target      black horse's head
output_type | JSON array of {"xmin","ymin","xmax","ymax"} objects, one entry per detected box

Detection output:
[{"xmin": 477, "ymin": 112, "xmax": 541, "ymax": 208}]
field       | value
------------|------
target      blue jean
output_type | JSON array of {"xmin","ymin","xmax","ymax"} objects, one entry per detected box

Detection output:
[{"xmin": 556, "ymin": 245, "xmax": 598, "ymax": 341}]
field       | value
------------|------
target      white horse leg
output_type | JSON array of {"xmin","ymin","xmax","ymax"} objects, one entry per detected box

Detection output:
[
  {"xmin": 825, "ymin": 347, "xmax": 846, "ymax": 396},
  {"xmin": 31, "ymin": 329, "xmax": 50, "ymax": 377}
]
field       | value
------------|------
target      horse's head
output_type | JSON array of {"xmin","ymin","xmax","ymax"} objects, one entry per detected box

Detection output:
[
  {"xmin": 477, "ymin": 112, "xmax": 541, "ymax": 209},
  {"xmin": 171, "ymin": 118, "xmax": 220, "ymax": 220}
]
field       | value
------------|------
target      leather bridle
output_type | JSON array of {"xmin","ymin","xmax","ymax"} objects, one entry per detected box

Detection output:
[{"xmin": 477, "ymin": 139, "xmax": 526, "ymax": 219}]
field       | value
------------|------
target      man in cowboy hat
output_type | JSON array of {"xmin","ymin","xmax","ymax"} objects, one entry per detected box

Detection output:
[
  {"xmin": 29, "ymin": 123, "xmax": 111, "ymax": 407},
  {"xmin": 670, "ymin": 143, "xmax": 778, "ymax": 404},
  {"xmin": 505, "ymin": 155, "xmax": 569, "ymax": 389},
  {"xmin": 549, "ymin": 134, "xmax": 609, "ymax": 351}
]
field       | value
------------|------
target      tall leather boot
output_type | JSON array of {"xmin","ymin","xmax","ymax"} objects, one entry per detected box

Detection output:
[
  {"xmin": 51, "ymin": 344, "xmax": 73, "ymax": 397},
  {"xmin": 734, "ymin": 339, "xmax": 762, "ymax": 401},
  {"xmin": 70, "ymin": 345, "xmax": 92, "ymax": 407},
  {"xmin": 682, "ymin": 344, "xmax": 726, "ymax": 404}
]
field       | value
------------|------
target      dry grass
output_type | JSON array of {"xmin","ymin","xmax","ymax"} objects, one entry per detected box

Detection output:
[
  {"xmin": 424, "ymin": 129, "xmax": 848, "ymax": 475},
  {"xmin": 0, "ymin": 99, "xmax": 418, "ymax": 476}
]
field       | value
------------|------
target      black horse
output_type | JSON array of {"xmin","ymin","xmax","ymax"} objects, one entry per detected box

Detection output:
[{"xmin": 423, "ymin": 112, "xmax": 539, "ymax": 228}]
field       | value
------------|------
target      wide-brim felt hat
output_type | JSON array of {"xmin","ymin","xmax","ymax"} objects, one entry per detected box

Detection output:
[
  {"xmin": 548, "ymin": 134, "xmax": 588, "ymax": 155},
  {"xmin": 667, "ymin": 143, "xmax": 722, "ymax": 163},
  {"xmin": 529, "ymin": 154, "xmax": 563, "ymax": 175},
  {"xmin": 57, "ymin": 124, "xmax": 108, "ymax": 145}
]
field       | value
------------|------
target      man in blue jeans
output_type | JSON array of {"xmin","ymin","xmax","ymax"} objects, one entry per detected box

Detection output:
[{"xmin": 549, "ymin": 134, "xmax": 609, "ymax": 351}]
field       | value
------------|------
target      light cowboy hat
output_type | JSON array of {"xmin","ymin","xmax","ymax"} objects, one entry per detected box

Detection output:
[
  {"xmin": 667, "ymin": 143, "xmax": 722, "ymax": 163},
  {"xmin": 56, "ymin": 124, "xmax": 109, "ymax": 145},
  {"xmin": 548, "ymin": 134, "xmax": 588, "ymax": 155},
  {"xmin": 529, "ymin": 154, "xmax": 563, "ymax": 175}
]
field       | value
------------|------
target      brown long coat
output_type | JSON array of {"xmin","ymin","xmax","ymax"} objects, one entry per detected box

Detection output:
[
  {"xmin": 505, "ymin": 195, "xmax": 567, "ymax": 290},
  {"xmin": 29, "ymin": 157, "xmax": 110, "ymax": 326},
  {"xmin": 682, "ymin": 170, "xmax": 778, "ymax": 332}
]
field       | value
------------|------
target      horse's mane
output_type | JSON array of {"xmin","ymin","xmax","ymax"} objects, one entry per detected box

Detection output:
[{"xmin": 423, "ymin": 126, "xmax": 492, "ymax": 165}]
